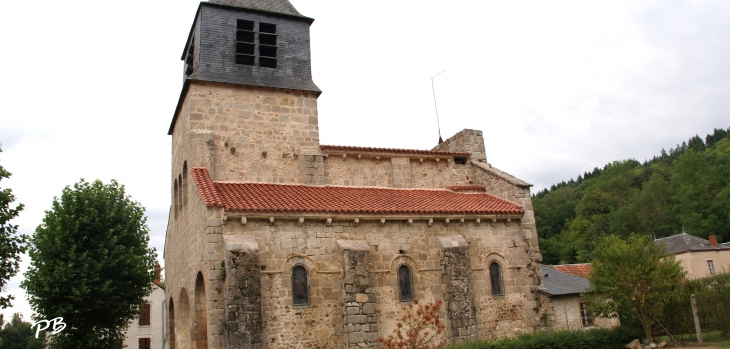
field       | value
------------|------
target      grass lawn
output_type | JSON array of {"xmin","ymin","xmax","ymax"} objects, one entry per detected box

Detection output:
[{"xmin": 654, "ymin": 330, "xmax": 730, "ymax": 348}]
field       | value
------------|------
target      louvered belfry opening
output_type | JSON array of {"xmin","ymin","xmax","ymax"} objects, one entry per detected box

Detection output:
[
  {"xmin": 235, "ymin": 20, "xmax": 277, "ymax": 68},
  {"xmin": 236, "ymin": 19, "xmax": 255, "ymax": 65},
  {"xmin": 258, "ymin": 22, "xmax": 277, "ymax": 68}
]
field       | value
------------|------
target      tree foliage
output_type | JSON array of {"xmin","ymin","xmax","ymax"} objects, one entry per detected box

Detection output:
[
  {"xmin": 378, "ymin": 300, "xmax": 446, "ymax": 349},
  {"xmin": 658, "ymin": 271, "xmax": 730, "ymax": 340},
  {"xmin": 584, "ymin": 234, "xmax": 685, "ymax": 343},
  {"xmin": 0, "ymin": 146, "xmax": 27, "ymax": 309},
  {"xmin": 534, "ymin": 127, "xmax": 730, "ymax": 263},
  {"xmin": 21, "ymin": 179, "xmax": 157, "ymax": 349},
  {"xmin": 0, "ymin": 313, "xmax": 46, "ymax": 349}
]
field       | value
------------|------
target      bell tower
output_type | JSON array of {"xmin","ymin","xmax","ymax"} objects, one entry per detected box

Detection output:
[
  {"xmin": 168, "ymin": 0, "xmax": 323, "ymax": 185},
  {"xmin": 178, "ymin": 0, "xmax": 320, "ymax": 93}
]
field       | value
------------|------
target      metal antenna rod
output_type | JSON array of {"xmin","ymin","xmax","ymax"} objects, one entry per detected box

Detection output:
[{"xmin": 431, "ymin": 70, "xmax": 445, "ymax": 143}]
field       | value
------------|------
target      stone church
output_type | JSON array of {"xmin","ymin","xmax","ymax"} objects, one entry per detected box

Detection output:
[{"xmin": 164, "ymin": 1, "xmax": 544, "ymax": 348}]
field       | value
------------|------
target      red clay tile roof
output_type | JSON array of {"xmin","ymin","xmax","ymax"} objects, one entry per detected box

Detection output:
[
  {"xmin": 446, "ymin": 185, "xmax": 486, "ymax": 192},
  {"xmin": 320, "ymin": 145, "xmax": 470, "ymax": 157},
  {"xmin": 190, "ymin": 168, "xmax": 523, "ymax": 215},
  {"xmin": 551, "ymin": 264, "xmax": 592, "ymax": 278},
  {"xmin": 190, "ymin": 167, "xmax": 224, "ymax": 206}
]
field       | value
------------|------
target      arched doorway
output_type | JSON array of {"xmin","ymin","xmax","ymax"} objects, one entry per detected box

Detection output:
[
  {"xmin": 177, "ymin": 288, "xmax": 190, "ymax": 349},
  {"xmin": 194, "ymin": 272, "xmax": 208, "ymax": 349}
]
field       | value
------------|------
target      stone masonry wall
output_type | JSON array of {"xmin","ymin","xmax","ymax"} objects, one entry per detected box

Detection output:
[
  {"xmin": 432, "ymin": 129, "xmax": 487, "ymax": 162},
  {"xmin": 224, "ymin": 236, "xmax": 263, "ymax": 349},
  {"xmin": 323, "ymin": 156, "xmax": 472, "ymax": 189},
  {"xmin": 323, "ymin": 157, "xmax": 393, "ymax": 187},
  {"xmin": 468, "ymin": 161, "xmax": 544, "ymax": 338},
  {"xmin": 171, "ymin": 81, "xmax": 322, "ymax": 184},
  {"xmin": 390, "ymin": 158, "xmax": 413, "ymax": 188},
  {"xmin": 165, "ymin": 179, "xmax": 228, "ymax": 349},
  {"xmin": 538, "ymin": 294, "xmax": 620, "ymax": 331},
  {"xmin": 209, "ymin": 218, "xmax": 540, "ymax": 348},
  {"xmin": 439, "ymin": 236, "xmax": 478, "ymax": 344},
  {"xmin": 339, "ymin": 242, "xmax": 379, "ymax": 348}
]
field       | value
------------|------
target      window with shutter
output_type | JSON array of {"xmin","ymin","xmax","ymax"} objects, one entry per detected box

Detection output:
[{"xmin": 139, "ymin": 303, "xmax": 151, "ymax": 326}]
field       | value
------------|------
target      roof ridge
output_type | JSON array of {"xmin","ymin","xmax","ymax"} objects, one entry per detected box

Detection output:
[
  {"xmin": 213, "ymin": 181, "xmax": 494, "ymax": 193},
  {"xmin": 207, "ymin": 0, "xmax": 305, "ymax": 17},
  {"xmin": 320, "ymin": 145, "xmax": 470, "ymax": 156},
  {"xmin": 552, "ymin": 263, "xmax": 591, "ymax": 266}
]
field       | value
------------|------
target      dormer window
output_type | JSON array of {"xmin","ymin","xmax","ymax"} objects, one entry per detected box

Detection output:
[{"xmin": 236, "ymin": 20, "xmax": 277, "ymax": 68}]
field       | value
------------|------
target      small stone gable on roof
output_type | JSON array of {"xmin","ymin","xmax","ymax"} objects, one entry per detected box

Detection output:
[
  {"xmin": 539, "ymin": 265, "xmax": 591, "ymax": 296},
  {"xmin": 208, "ymin": 0, "xmax": 304, "ymax": 17},
  {"xmin": 654, "ymin": 232, "xmax": 730, "ymax": 254}
]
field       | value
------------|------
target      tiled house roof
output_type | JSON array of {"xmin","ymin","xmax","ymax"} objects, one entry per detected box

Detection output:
[
  {"xmin": 654, "ymin": 233, "xmax": 730, "ymax": 254},
  {"xmin": 320, "ymin": 145, "xmax": 470, "ymax": 157},
  {"xmin": 539, "ymin": 265, "xmax": 591, "ymax": 296},
  {"xmin": 551, "ymin": 263, "xmax": 592, "ymax": 278},
  {"xmin": 190, "ymin": 168, "xmax": 524, "ymax": 215}
]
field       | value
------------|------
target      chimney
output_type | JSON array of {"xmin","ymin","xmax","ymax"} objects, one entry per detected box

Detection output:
[
  {"xmin": 709, "ymin": 235, "xmax": 719, "ymax": 247},
  {"xmin": 154, "ymin": 263, "xmax": 162, "ymax": 285}
]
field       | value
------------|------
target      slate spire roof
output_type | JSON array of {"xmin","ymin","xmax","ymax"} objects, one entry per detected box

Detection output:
[{"xmin": 208, "ymin": 0, "xmax": 305, "ymax": 17}]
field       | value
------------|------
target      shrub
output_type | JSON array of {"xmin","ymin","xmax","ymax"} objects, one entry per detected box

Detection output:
[
  {"xmin": 448, "ymin": 326, "xmax": 643, "ymax": 349},
  {"xmin": 379, "ymin": 299, "xmax": 446, "ymax": 349}
]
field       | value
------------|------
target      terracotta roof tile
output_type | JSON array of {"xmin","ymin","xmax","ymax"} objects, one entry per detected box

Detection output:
[
  {"xmin": 190, "ymin": 168, "xmax": 523, "ymax": 215},
  {"xmin": 551, "ymin": 264, "xmax": 592, "ymax": 278},
  {"xmin": 320, "ymin": 145, "xmax": 470, "ymax": 157},
  {"xmin": 446, "ymin": 185, "xmax": 486, "ymax": 193},
  {"xmin": 190, "ymin": 168, "xmax": 224, "ymax": 206}
]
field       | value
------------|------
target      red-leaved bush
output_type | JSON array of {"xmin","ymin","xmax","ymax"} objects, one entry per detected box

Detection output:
[{"xmin": 378, "ymin": 299, "xmax": 446, "ymax": 349}]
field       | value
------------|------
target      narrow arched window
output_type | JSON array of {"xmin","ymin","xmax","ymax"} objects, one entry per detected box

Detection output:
[
  {"xmin": 398, "ymin": 265, "xmax": 413, "ymax": 302},
  {"xmin": 173, "ymin": 179, "xmax": 179, "ymax": 219},
  {"xmin": 178, "ymin": 174, "xmax": 183, "ymax": 213},
  {"xmin": 490, "ymin": 261, "xmax": 503, "ymax": 296},
  {"xmin": 182, "ymin": 161, "xmax": 188, "ymax": 207},
  {"xmin": 292, "ymin": 266, "xmax": 309, "ymax": 305}
]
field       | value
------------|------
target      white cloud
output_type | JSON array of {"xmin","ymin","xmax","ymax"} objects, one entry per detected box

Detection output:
[{"xmin": 2, "ymin": 0, "xmax": 729, "ymax": 320}]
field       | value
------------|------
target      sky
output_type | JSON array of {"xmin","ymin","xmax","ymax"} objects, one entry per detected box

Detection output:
[{"xmin": 1, "ymin": 0, "xmax": 729, "ymax": 321}]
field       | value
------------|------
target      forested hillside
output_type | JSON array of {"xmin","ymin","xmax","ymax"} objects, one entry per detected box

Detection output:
[{"xmin": 534, "ymin": 127, "xmax": 730, "ymax": 264}]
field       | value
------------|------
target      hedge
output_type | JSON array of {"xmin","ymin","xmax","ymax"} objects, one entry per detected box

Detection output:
[{"xmin": 448, "ymin": 326, "xmax": 643, "ymax": 349}]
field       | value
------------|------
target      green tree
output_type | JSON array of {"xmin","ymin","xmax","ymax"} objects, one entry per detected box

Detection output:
[
  {"xmin": 0, "ymin": 145, "xmax": 27, "ymax": 309},
  {"xmin": 0, "ymin": 313, "xmax": 46, "ymax": 349},
  {"xmin": 585, "ymin": 234, "xmax": 685, "ymax": 344},
  {"xmin": 21, "ymin": 179, "xmax": 157, "ymax": 349}
]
